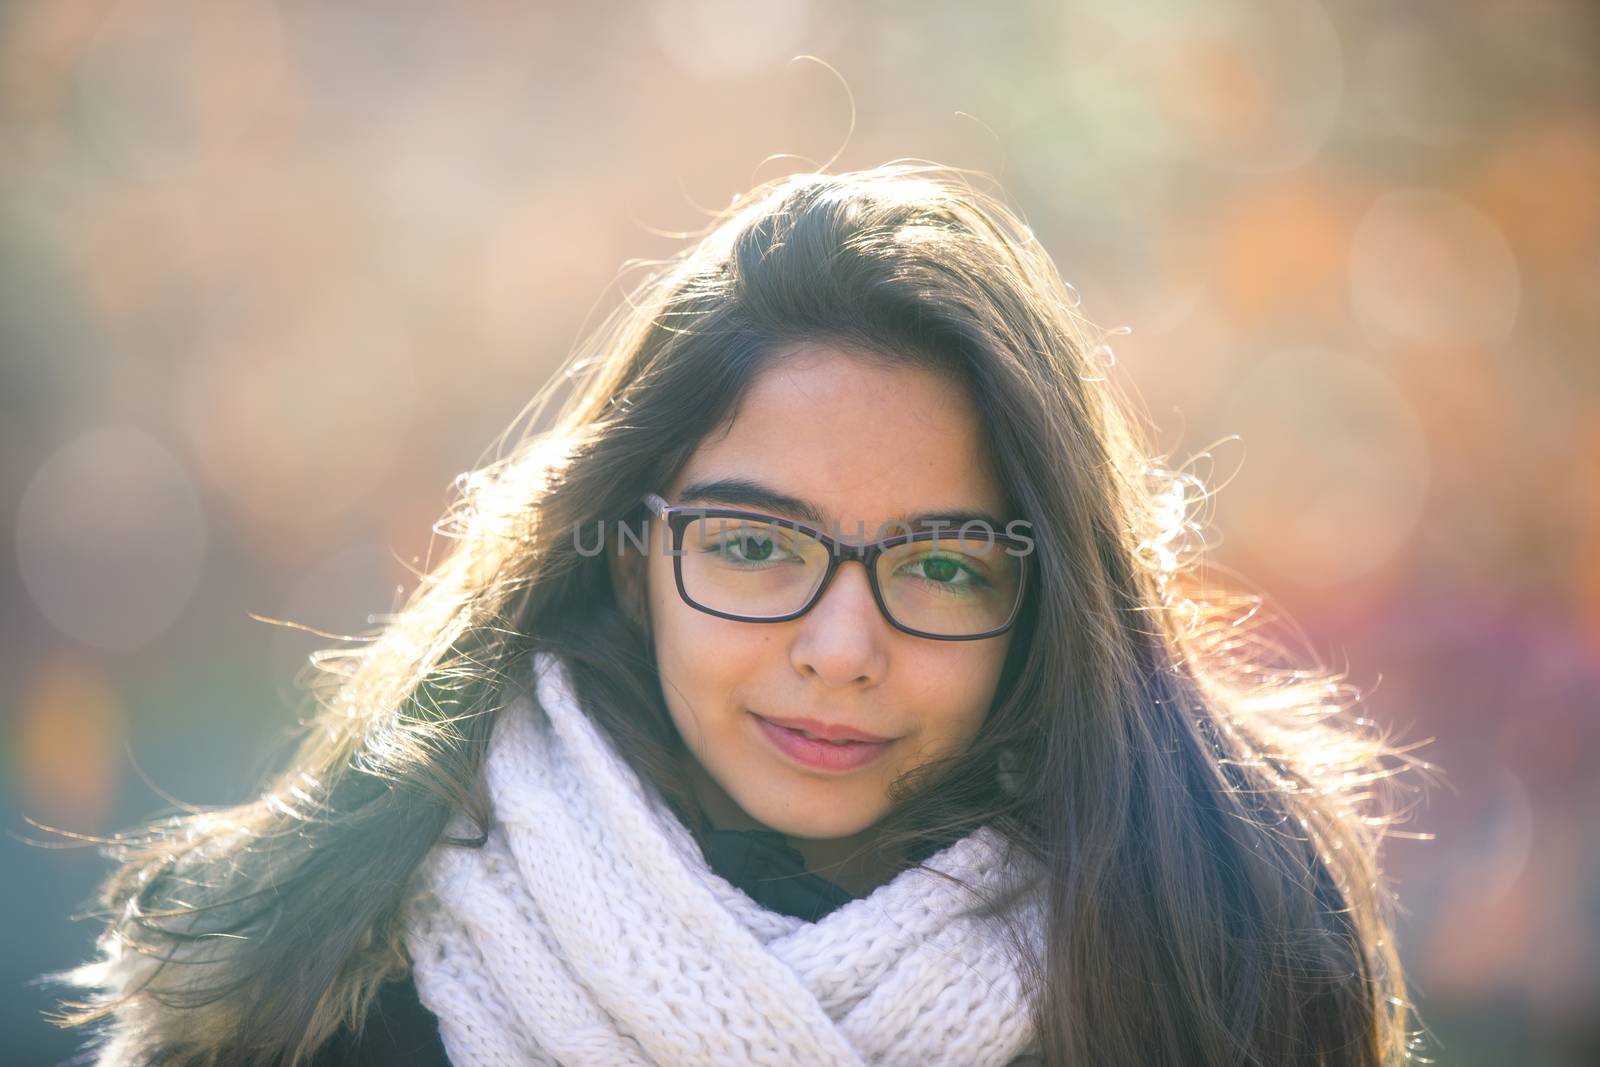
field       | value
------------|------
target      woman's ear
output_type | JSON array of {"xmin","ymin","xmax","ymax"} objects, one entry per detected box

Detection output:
[{"xmin": 609, "ymin": 542, "xmax": 650, "ymax": 634}]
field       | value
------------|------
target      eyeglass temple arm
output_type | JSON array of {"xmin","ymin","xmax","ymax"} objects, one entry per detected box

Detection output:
[{"xmin": 642, "ymin": 492, "xmax": 669, "ymax": 517}]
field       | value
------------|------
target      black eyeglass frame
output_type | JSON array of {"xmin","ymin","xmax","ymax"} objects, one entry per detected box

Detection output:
[{"xmin": 641, "ymin": 492, "xmax": 1029, "ymax": 641}]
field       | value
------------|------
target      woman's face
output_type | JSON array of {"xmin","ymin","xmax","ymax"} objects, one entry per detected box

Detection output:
[{"xmin": 630, "ymin": 343, "xmax": 1015, "ymax": 847}]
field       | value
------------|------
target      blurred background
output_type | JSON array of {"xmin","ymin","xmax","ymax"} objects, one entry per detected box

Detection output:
[{"xmin": 2, "ymin": 1, "xmax": 1596, "ymax": 1064}]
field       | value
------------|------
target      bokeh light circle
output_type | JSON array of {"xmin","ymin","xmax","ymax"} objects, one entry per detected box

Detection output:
[
  {"xmin": 1058, "ymin": 0, "xmax": 1343, "ymax": 175},
  {"xmin": 15, "ymin": 425, "xmax": 208, "ymax": 651},
  {"xmin": 649, "ymin": 0, "xmax": 811, "ymax": 81},
  {"xmin": 1222, "ymin": 349, "xmax": 1430, "ymax": 587},
  {"xmin": 1349, "ymin": 188, "xmax": 1522, "ymax": 348},
  {"xmin": 180, "ymin": 280, "xmax": 418, "ymax": 529},
  {"xmin": 15, "ymin": 656, "xmax": 126, "ymax": 830}
]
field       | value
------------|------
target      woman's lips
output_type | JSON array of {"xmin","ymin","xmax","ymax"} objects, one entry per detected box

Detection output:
[
  {"xmin": 751, "ymin": 712, "xmax": 895, "ymax": 773},
  {"xmin": 753, "ymin": 713, "xmax": 894, "ymax": 744}
]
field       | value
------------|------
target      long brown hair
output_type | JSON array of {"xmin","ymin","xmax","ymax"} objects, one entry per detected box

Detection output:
[{"xmin": 54, "ymin": 162, "xmax": 1436, "ymax": 1066}]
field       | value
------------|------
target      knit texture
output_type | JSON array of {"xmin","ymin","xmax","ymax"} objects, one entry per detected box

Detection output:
[{"xmin": 401, "ymin": 650, "xmax": 1046, "ymax": 1067}]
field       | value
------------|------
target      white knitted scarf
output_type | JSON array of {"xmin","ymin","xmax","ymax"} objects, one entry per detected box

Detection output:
[{"xmin": 401, "ymin": 651, "xmax": 1046, "ymax": 1067}]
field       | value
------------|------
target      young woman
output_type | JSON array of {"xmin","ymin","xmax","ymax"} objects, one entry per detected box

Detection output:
[{"xmin": 55, "ymin": 164, "xmax": 1433, "ymax": 1066}]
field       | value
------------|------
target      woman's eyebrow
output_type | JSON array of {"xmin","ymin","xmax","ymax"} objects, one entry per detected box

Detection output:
[{"xmin": 675, "ymin": 477, "xmax": 1008, "ymax": 531}]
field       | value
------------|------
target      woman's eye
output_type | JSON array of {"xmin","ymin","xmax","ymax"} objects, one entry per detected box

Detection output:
[
  {"xmin": 710, "ymin": 530, "xmax": 796, "ymax": 564},
  {"xmin": 900, "ymin": 553, "xmax": 985, "ymax": 587},
  {"xmin": 730, "ymin": 535, "xmax": 776, "ymax": 561}
]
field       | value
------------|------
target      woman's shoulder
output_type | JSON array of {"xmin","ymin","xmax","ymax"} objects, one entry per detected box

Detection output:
[{"xmin": 306, "ymin": 973, "xmax": 451, "ymax": 1067}]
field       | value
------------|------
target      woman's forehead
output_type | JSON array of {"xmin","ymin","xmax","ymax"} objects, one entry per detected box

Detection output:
[{"xmin": 672, "ymin": 347, "xmax": 1008, "ymax": 526}]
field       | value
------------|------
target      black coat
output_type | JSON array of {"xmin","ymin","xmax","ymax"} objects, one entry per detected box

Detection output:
[{"xmin": 314, "ymin": 826, "xmax": 864, "ymax": 1065}]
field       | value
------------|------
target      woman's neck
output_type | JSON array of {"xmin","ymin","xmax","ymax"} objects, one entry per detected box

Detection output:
[{"xmin": 681, "ymin": 753, "xmax": 905, "ymax": 898}]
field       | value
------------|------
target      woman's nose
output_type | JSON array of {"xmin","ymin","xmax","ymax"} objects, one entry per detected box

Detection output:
[{"xmin": 788, "ymin": 560, "xmax": 890, "ymax": 687}]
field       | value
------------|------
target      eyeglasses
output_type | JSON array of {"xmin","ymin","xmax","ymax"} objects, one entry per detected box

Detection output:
[{"xmin": 641, "ymin": 493, "xmax": 1028, "ymax": 641}]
